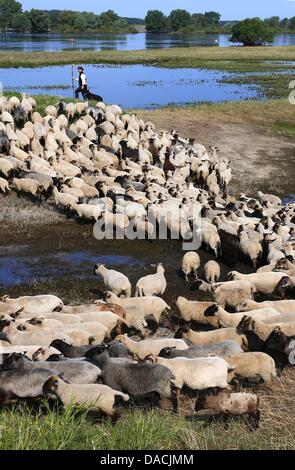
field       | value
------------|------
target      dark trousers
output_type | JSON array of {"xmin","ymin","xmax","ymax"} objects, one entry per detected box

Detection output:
[{"xmin": 75, "ymin": 86, "xmax": 87, "ymax": 100}]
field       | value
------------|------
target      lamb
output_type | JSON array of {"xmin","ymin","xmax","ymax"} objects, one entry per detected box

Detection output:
[
  {"xmin": 181, "ymin": 252, "xmax": 200, "ymax": 281},
  {"xmin": 135, "ymin": 263, "xmax": 167, "ymax": 297},
  {"xmin": 159, "ymin": 341, "xmax": 243, "ymax": 359},
  {"xmin": 175, "ymin": 326, "xmax": 246, "ymax": 348},
  {"xmin": 227, "ymin": 271, "xmax": 291, "ymax": 297},
  {"xmin": 195, "ymin": 390, "xmax": 260, "ymax": 429},
  {"xmin": 104, "ymin": 292, "xmax": 170, "ymax": 325},
  {"xmin": 43, "ymin": 376, "xmax": 129, "ymax": 421},
  {"xmin": 2, "ymin": 353, "xmax": 101, "ymax": 384},
  {"xmin": 226, "ymin": 352, "xmax": 276, "ymax": 384},
  {"xmin": 175, "ymin": 297, "xmax": 216, "ymax": 324},
  {"xmin": 94, "ymin": 265, "xmax": 132, "ymax": 298},
  {"xmin": 116, "ymin": 334, "xmax": 188, "ymax": 361},
  {"xmin": 204, "ymin": 260, "xmax": 221, "ymax": 283}
]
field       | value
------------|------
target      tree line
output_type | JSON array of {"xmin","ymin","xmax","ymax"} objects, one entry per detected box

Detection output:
[
  {"xmin": 145, "ymin": 9, "xmax": 295, "ymax": 34},
  {"xmin": 0, "ymin": 0, "xmax": 136, "ymax": 33}
]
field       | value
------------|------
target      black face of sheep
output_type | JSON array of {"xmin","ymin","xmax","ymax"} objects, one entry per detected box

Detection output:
[
  {"xmin": 158, "ymin": 347, "xmax": 176, "ymax": 359},
  {"xmin": 204, "ymin": 304, "xmax": 219, "ymax": 317},
  {"xmin": 174, "ymin": 326, "xmax": 190, "ymax": 339},
  {"xmin": 236, "ymin": 316, "xmax": 253, "ymax": 333},
  {"xmin": 50, "ymin": 339, "xmax": 72, "ymax": 353},
  {"xmin": 42, "ymin": 376, "xmax": 59, "ymax": 398},
  {"xmin": 0, "ymin": 331, "xmax": 10, "ymax": 343},
  {"xmin": 0, "ymin": 319, "xmax": 10, "ymax": 331},
  {"xmin": 2, "ymin": 352, "xmax": 27, "ymax": 370},
  {"xmin": 190, "ymin": 280, "xmax": 204, "ymax": 291}
]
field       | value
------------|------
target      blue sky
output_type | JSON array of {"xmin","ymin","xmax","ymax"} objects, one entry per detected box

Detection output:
[{"xmin": 21, "ymin": 0, "xmax": 295, "ymax": 20}]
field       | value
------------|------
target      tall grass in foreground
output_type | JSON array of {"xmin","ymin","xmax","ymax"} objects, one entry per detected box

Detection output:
[{"xmin": 0, "ymin": 403, "xmax": 295, "ymax": 450}]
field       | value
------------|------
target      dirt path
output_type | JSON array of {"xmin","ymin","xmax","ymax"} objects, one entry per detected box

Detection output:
[{"xmin": 137, "ymin": 110, "xmax": 295, "ymax": 197}]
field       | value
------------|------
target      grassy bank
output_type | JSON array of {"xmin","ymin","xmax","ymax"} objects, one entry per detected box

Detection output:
[
  {"xmin": 1, "ymin": 369, "xmax": 295, "ymax": 450},
  {"xmin": 136, "ymin": 99, "xmax": 295, "ymax": 137},
  {"xmin": 1, "ymin": 46, "xmax": 295, "ymax": 72}
]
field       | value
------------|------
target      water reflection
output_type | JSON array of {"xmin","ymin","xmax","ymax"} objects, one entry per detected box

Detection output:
[{"xmin": 0, "ymin": 32, "xmax": 295, "ymax": 52}]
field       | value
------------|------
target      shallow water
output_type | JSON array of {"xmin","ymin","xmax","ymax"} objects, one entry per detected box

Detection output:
[
  {"xmin": 1, "ymin": 32, "xmax": 295, "ymax": 52},
  {"xmin": 1, "ymin": 64, "xmax": 260, "ymax": 108}
]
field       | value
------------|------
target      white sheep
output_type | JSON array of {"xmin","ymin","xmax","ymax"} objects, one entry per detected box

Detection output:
[
  {"xmin": 94, "ymin": 265, "xmax": 132, "ymax": 298},
  {"xmin": 135, "ymin": 263, "xmax": 167, "ymax": 297},
  {"xmin": 104, "ymin": 292, "xmax": 170, "ymax": 325},
  {"xmin": 182, "ymin": 252, "xmax": 200, "ymax": 281},
  {"xmin": 156, "ymin": 356, "xmax": 232, "ymax": 392},
  {"xmin": 43, "ymin": 376, "xmax": 129, "ymax": 421},
  {"xmin": 175, "ymin": 297, "xmax": 216, "ymax": 324},
  {"xmin": 116, "ymin": 334, "xmax": 188, "ymax": 360},
  {"xmin": 227, "ymin": 352, "xmax": 276, "ymax": 383},
  {"xmin": 204, "ymin": 260, "xmax": 220, "ymax": 283}
]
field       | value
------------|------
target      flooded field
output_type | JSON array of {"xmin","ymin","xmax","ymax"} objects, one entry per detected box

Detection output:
[{"xmin": 0, "ymin": 64, "xmax": 261, "ymax": 108}]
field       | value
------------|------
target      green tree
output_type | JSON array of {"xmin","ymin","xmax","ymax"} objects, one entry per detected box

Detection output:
[
  {"xmin": 289, "ymin": 17, "xmax": 295, "ymax": 30},
  {"xmin": 204, "ymin": 11, "xmax": 221, "ymax": 25},
  {"xmin": 29, "ymin": 9, "xmax": 51, "ymax": 33},
  {"xmin": 230, "ymin": 18, "xmax": 274, "ymax": 46},
  {"xmin": 169, "ymin": 9, "xmax": 191, "ymax": 31},
  {"xmin": 10, "ymin": 12, "xmax": 31, "ymax": 32},
  {"xmin": 0, "ymin": 0, "xmax": 22, "ymax": 32},
  {"xmin": 145, "ymin": 10, "xmax": 167, "ymax": 33},
  {"xmin": 191, "ymin": 13, "xmax": 208, "ymax": 28},
  {"xmin": 99, "ymin": 10, "xmax": 120, "ymax": 25},
  {"xmin": 280, "ymin": 17, "xmax": 290, "ymax": 30},
  {"xmin": 264, "ymin": 16, "xmax": 280, "ymax": 30}
]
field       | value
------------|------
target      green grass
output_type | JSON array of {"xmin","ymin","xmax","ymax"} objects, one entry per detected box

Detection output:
[
  {"xmin": 222, "ymin": 73, "xmax": 294, "ymax": 99},
  {"xmin": 1, "ymin": 46, "xmax": 295, "ymax": 72},
  {"xmin": 0, "ymin": 401, "xmax": 295, "ymax": 450}
]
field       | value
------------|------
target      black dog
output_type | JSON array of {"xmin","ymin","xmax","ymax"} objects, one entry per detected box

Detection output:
[{"xmin": 84, "ymin": 89, "xmax": 103, "ymax": 102}]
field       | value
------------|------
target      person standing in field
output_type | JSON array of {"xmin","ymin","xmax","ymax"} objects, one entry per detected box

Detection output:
[{"xmin": 74, "ymin": 66, "xmax": 88, "ymax": 99}]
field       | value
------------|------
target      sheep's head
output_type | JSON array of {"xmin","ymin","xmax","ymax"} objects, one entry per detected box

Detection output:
[
  {"xmin": 27, "ymin": 318, "xmax": 44, "ymax": 326},
  {"xmin": 236, "ymin": 300, "xmax": 253, "ymax": 312},
  {"xmin": 174, "ymin": 326, "xmax": 190, "ymax": 339},
  {"xmin": 0, "ymin": 319, "xmax": 11, "ymax": 331},
  {"xmin": 102, "ymin": 291, "xmax": 115, "ymax": 302},
  {"xmin": 42, "ymin": 375, "xmax": 60, "ymax": 398},
  {"xmin": 0, "ymin": 331, "xmax": 10, "ymax": 343},
  {"xmin": 93, "ymin": 263, "xmax": 104, "ymax": 276},
  {"xmin": 115, "ymin": 334, "xmax": 128, "ymax": 345},
  {"xmin": 32, "ymin": 348, "xmax": 46, "ymax": 361},
  {"xmin": 190, "ymin": 280, "xmax": 209, "ymax": 292},
  {"xmin": 203, "ymin": 304, "xmax": 221, "ymax": 328},
  {"xmin": 227, "ymin": 271, "xmax": 238, "ymax": 281},
  {"xmin": 275, "ymin": 258, "xmax": 289, "ymax": 271},
  {"xmin": 158, "ymin": 347, "xmax": 176, "ymax": 359},
  {"xmin": 236, "ymin": 315, "xmax": 253, "ymax": 333},
  {"xmin": 10, "ymin": 307, "xmax": 24, "ymax": 319},
  {"xmin": 2, "ymin": 352, "xmax": 27, "ymax": 369}
]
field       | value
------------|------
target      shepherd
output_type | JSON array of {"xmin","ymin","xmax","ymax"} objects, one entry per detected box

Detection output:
[{"xmin": 73, "ymin": 66, "xmax": 88, "ymax": 100}]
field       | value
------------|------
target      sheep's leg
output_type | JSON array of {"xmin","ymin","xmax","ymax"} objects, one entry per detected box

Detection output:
[
  {"xmin": 170, "ymin": 383, "xmax": 179, "ymax": 414},
  {"xmin": 248, "ymin": 410, "xmax": 260, "ymax": 432}
]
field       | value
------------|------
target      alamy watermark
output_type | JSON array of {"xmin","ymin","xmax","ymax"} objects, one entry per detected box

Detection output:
[{"xmin": 93, "ymin": 198, "xmax": 203, "ymax": 251}]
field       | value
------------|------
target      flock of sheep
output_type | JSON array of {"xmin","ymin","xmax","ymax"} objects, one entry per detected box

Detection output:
[{"xmin": 0, "ymin": 93, "xmax": 295, "ymax": 429}]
